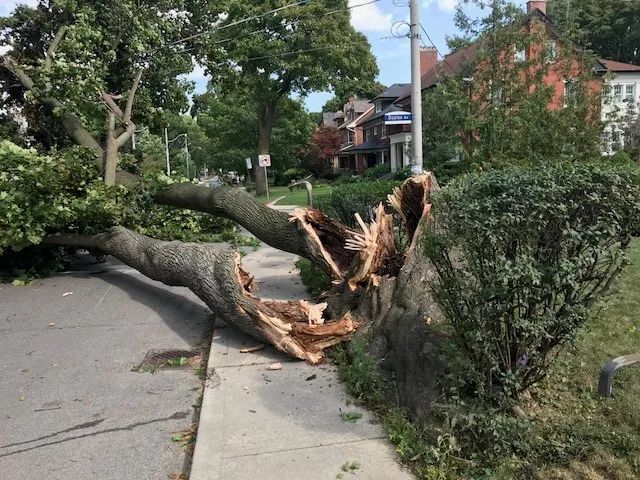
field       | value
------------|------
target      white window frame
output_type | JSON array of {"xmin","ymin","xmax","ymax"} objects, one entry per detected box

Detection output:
[
  {"xmin": 613, "ymin": 84, "xmax": 623, "ymax": 103},
  {"xmin": 624, "ymin": 84, "xmax": 636, "ymax": 103},
  {"xmin": 545, "ymin": 40, "xmax": 557, "ymax": 63}
]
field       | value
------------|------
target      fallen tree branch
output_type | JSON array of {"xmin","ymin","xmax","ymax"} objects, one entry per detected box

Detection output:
[{"xmin": 44, "ymin": 226, "xmax": 356, "ymax": 363}]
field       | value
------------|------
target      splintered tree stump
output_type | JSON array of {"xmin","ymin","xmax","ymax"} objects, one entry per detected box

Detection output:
[{"xmin": 47, "ymin": 173, "xmax": 444, "ymax": 393}]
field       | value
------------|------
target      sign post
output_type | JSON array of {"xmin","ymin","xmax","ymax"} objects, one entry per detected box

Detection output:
[
  {"xmin": 245, "ymin": 157, "xmax": 252, "ymax": 192},
  {"xmin": 258, "ymin": 154, "xmax": 271, "ymax": 201}
]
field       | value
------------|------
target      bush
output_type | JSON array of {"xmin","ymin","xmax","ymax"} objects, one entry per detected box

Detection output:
[
  {"xmin": 425, "ymin": 162, "xmax": 640, "ymax": 402},
  {"xmin": 274, "ymin": 167, "xmax": 310, "ymax": 186},
  {"xmin": 314, "ymin": 179, "xmax": 400, "ymax": 227},
  {"xmin": 362, "ymin": 163, "xmax": 391, "ymax": 180},
  {"xmin": 0, "ymin": 141, "xmax": 235, "ymax": 279}
]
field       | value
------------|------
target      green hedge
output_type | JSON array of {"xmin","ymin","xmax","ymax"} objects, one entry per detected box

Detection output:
[
  {"xmin": 314, "ymin": 179, "xmax": 400, "ymax": 227},
  {"xmin": 425, "ymin": 162, "xmax": 640, "ymax": 402}
]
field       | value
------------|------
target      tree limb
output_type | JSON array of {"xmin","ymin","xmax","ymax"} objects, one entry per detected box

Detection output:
[
  {"xmin": 44, "ymin": 25, "xmax": 68, "ymax": 90},
  {"xmin": 123, "ymin": 69, "xmax": 143, "ymax": 124},
  {"xmin": 44, "ymin": 226, "xmax": 356, "ymax": 363},
  {"xmin": 1, "ymin": 54, "xmax": 103, "ymax": 156}
]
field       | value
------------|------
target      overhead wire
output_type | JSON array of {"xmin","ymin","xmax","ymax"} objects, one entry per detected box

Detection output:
[
  {"xmin": 127, "ymin": 0, "xmax": 385, "ymax": 63},
  {"xmin": 419, "ymin": 22, "xmax": 457, "ymax": 74}
]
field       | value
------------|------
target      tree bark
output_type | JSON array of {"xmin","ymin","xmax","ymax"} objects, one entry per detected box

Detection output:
[
  {"xmin": 45, "ymin": 227, "xmax": 357, "ymax": 364},
  {"xmin": 103, "ymin": 111, "xmax": 118, "ymax": 185},
  {"xmin": 47, "ymin": 174, "xmax": 444, "ymax": 416},
  {"xmin": 254, "ymin": 102, "xmax": 276, "ymax": 196}
]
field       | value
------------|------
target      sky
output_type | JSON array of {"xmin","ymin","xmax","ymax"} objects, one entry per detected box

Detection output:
[{"xmin": 0, "ymin": 0, "xmax": 529, "ymax": 111}]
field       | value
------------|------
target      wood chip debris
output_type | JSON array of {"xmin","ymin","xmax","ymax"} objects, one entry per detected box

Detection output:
[
  {"xmin": 239, "ymin": 344, "xmax": 265, "ymax": 353},
  {"xmin": 62, "ymin": 292, "xmax": 73, "ymax": 297},
  {"xmin": 266, "ymin": 363, "xmax": 282, "ymax": 370}
]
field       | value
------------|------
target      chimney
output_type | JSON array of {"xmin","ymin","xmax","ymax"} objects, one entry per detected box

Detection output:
[
  {"xmin": 526, "ymin": 0, "xmax": 546, "ymax": 14},
  {"xmin": 420, "ymin": 46, "xmax": 438, "ymax": 76}
]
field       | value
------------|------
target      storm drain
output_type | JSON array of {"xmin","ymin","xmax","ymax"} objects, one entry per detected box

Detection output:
[{"xmin": 134, "ymin": 349, "xmax": 202, "ymax": 372}]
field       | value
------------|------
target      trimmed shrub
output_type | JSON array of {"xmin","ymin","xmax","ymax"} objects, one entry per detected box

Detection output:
[
  {"xmin": 362, "ymin": 163, "xmax": 391, "ymax": 180},
  {"xmin": 314, "ymin": 179, "xmax": 400, "ymax": 227},
  {"xmin": 425, "ymin": 162, "xmax": 640, "ymax": 401}
]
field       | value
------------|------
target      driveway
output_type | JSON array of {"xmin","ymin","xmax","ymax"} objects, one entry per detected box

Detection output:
[{"xmin": 0, "ymin": 254, "xmax": 214, "ymax": 480}]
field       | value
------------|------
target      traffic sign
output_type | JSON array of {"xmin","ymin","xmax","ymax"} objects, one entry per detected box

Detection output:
[
  {"xmin": 245, "ymin": 157, "xmax": 252, "ymax": 169},
  {"xmin": 258, "ymin": 154, "xmax": 271, "ymax": 167}
]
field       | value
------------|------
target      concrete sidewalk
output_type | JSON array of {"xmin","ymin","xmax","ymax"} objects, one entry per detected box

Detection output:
[{"xmin": 190, "ymin": 245, "xmax": 414, "ymax": 480}]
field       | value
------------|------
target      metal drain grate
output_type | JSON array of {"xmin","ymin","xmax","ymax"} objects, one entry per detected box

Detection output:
[{"xmin": 135, "ymin": 349, "xmax": 201, "ymax": 372}]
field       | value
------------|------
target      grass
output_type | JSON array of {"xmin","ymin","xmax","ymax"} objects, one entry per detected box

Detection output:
[
  {"xmin": 523, "ymin": 239, "xmax": 640, "ymax": 479},
  {"xmin": 255, "ymin": 184, "xmax": 333, "ymax": 207},
  {"xmin": 328, "ymin": 240, "xmax": 640, "ymax": 480}
]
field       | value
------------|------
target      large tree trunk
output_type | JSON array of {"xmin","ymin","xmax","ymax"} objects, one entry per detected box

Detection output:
[
  {"xmin": 254, "ymin": 102, "xmax": 276, "ymax": 196},
  {"xmin": 47, "ymin": 174, "xmax": 444, "ymax": 417}
]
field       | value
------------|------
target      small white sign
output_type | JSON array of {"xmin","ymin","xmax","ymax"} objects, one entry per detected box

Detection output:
[
  {"xmin": 258, "ymin": 154, "xmax": 271, "ymax": 168},
  {"xmin": 245, "ymin": 157, "xmax": 252, "ymax": 169}
]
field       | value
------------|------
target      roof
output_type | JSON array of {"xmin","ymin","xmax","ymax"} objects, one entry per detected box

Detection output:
[
  {"xmin": 374, "ymin": 83, "xmax": 410, "ymax": 99},
  {"xmin": 348, "ymin": 99, "xmax": 373, "ymax": 113},
  {"xmin": 599, "ymin": 59, "xmax": 640, "ymax": 72},
  {"xmin": 342, "ymin": 137, "xmax": 390, "ymax": 153},
  {"xmin": 339, "ymin": 105, "xmax": 374, "ymax": 130},
  {"xmin": 356, "ymin": 102, "xmax": 410, "ymax": 127},
  {"xmin": 395, "ymin": 7, "xmax": 567, "ymax": 104}
]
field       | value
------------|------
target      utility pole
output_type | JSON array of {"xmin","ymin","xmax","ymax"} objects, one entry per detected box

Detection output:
[
  {"xmin": 164, "ymin": 127, "xmax": 171, "ymax": 175},
  {"xmin": 409, "ymin": 0, "xmax": 423, "ymax": 175}
]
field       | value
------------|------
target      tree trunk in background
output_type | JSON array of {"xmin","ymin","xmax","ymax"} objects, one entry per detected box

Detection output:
[
  {"xmin": 254, "ymin": 102, "xmax": 276, "ymax": 196},
  {"xmin": 103, "ymin": 111, "xmax": 118, "ymax": 186}
]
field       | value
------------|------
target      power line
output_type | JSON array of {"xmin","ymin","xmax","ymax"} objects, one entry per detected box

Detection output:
[
  {"xmin": 136, "ymin": 0, "xmax": 384, "ymax": 62},
  {"xmin": 419, "ymin": 22, "xmax": 457, "ymax": 74}
]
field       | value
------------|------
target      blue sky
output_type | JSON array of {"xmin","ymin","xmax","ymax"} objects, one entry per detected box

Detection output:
[{"xmin": 1, "ymin": 0, "xmax": 528, "ymax": 111}]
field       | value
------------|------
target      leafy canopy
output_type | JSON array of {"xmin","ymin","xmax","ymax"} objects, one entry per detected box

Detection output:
[{"xmin": 0, "ymin": 0, "xmax": 195, "ymax": 147}]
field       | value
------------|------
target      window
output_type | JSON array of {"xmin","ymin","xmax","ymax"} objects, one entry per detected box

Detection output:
[
  {"xmin": 514, "ymin": 46, "xmax": 526, "ymax": 63},
  {"xmin": 564, "ymin": 79, "xmax": 578, "ymax": 107},
  {"xmin": 488, "ymin": 79, "xmax": 502, "ymax": 105},
  {"xmin": 624, "ymin": 84, "xmax": 636, "ymax": 103},
  {"xmin": 613, "ymin": 84, "xmax": 623, "ymax": 102},
  {"xmin": 374, "ymin": 125, "xmax": 379, "ymax": 136},
  {"xmin": 545, "ymin": 40, "xmax": 557, "ymax": 63},
  {"xmin": 375, "ymin": 101, "xmax": 381, "ymax": 113},
  {"xmin": 603, "ymin": 84, "xmax": 612, "ymax": 105}
]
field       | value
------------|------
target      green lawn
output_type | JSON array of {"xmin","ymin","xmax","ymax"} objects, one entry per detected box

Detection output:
[
  {"xmin": 522, "ymin": 239, "xmax": 640, "ymax": 479},
  {"xmin": 255, "ymin": 184, "xmax": 333, "ymax": 207}
]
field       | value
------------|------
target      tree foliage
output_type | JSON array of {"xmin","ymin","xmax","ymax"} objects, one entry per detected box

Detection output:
[
  {"xmin": 191, "ymin": 92, "xmax": 315, "ymax": 175},
  {"xmin": 192, "ymin": 0, "xmax": 378, "ymax": 194},
  {"xmin": 548, "ymin": 0, "xmax": 640, "ymax": 65},
  {"xmin": 0, "ymin": 0, "xmax": 194, "ymax": 149},
  {"xmin": 0, "ymin": 140, "xmax": 233, "ymax": 260},
  {"xmin": 299, "ymin": 124, "xmax": 341, "ymax": 178},
  {"xmin": 424, "ymin": 0, "xmax": 603, "ymax": 175}
]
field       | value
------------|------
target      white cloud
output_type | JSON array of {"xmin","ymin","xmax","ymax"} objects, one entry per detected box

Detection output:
[
  {"xmin": 422, "ymin": 0, "xmax": 458, "ymax": 12},
  {"xmin": 349, "ymin": 0, "xmax": 392, "ymax": 33}
]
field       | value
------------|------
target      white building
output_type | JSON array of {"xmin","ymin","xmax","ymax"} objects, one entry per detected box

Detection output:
[{"xmin": 599, "ymin": 60, "xmax": 640, "ymax": 154}]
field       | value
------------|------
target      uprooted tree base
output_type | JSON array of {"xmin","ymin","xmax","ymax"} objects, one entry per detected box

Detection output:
[{"xmin": 45, "ymin": 173, "xmax": 444, "ymax": 416}]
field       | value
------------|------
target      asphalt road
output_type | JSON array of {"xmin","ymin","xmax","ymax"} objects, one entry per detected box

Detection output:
[{"xmin": 0, "ymin": 255, "xmax": 213, "ymax": 480}]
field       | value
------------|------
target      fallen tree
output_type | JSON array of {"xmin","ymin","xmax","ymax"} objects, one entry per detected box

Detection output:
[{"xmin": 43, "ymin": 173, "xmax": 443, "ymax": 414}]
